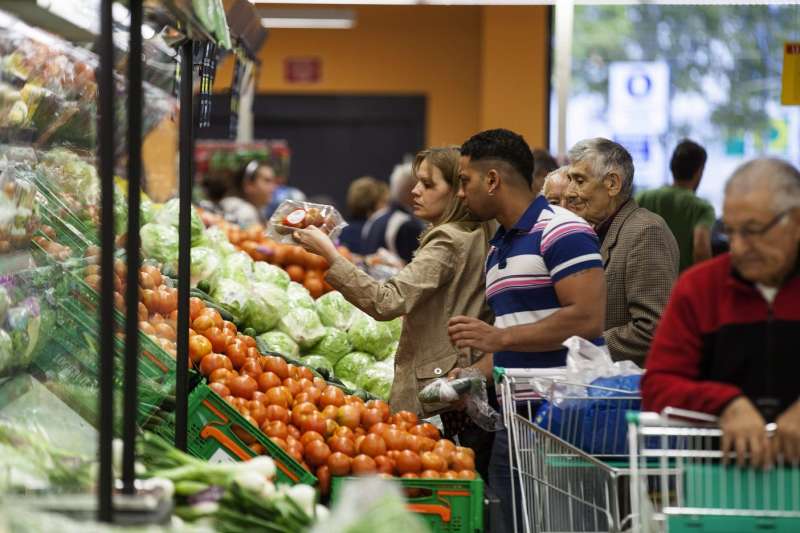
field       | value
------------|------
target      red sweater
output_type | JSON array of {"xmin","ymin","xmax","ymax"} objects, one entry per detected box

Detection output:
[{"xmin": 642, "ymin": 253, "xmax": 800, "ymax": 422}]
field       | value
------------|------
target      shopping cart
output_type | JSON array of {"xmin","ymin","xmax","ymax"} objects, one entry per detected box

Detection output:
[
  {"xmin": 628, "ymin": 408, "xmax": 800, "ymax": 533},
  {"xmin": 499, "ymin": 368, "xmax": 642, "ymax": 533}
]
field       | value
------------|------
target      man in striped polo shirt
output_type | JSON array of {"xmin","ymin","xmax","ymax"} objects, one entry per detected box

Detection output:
[{"xmin": 448, "ymin": 129, "xmax": 607, "ymax": 531}]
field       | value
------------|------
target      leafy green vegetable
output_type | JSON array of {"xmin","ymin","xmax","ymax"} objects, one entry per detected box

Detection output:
[
  {"xmin": 286, "ymin": 281, "xmax": 314, "ymax": 309},
  {"xmin": 315, "ymin": 291, "xmax": 359, "ymax": 331},
  {"xmin": 190, "ymin": 246, "xmax": 222, "ymax": 287},
  {"xmin": 387, "ymin": 317, "xmax": 403, "ymax": 341},
  {"xmin": 256, "ymin": 330, "xmax": 299, "ymax": 359},
  {"xmin": 300, "ymin": 355, "xmax": 334, "ymax": 376},
  {"xmin": 278, "ymin": 307, "xmax": 326, "ymax": 350},
  {"xmin": 210, "ymin": 251, "xmax": 254, "ymax": 288},
  {"xmin": 0, "ymin": 286, "xmax": 9, "ymax": 323},
  {"xmin": 348, "ymin": 314, "xmax": 393, "ymax": 357},
  {"xmin": 141, "ymin": 223, "xmax": 179, "ymax": 268},
  {"xmin": 373, "ymin": 340, "xmax": 398, "ymax": 362},
  {"xmin": 0, "ymin": 329, "xmax": 12, "ymax": 374},
  {"xmin": 309, "ymin": 327, "xmax": 351, "ymax": 366},
  {"xmin": 252, "ymin": 262, "xmax": 290, "ymax": 290},
  {"xmin": 334, "ymin": 351, "xmax": 374, "ymax": 384},
  {"xmin": 245, "ymin": 282, "xmax": 287, "ymax": 334},
  {"xmin": 210, "ymin": 279, "xmax": 251, "ymax": 320},
  {"xmin": 205, "ymin": 225, "xmax": 236, "ymax": 257},
  {"xmin": 155, "ymin": 198, "xmax": 206, "ymax": 246}
]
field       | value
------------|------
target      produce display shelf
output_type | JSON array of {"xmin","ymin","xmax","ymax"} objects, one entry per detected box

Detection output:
[
  {"xmin": 155, "ymin": 382, "xmax": 317, "ymax": 487},
  {"xmin": 331, "ymin": 476, "xmax": 485, "ymax": 533}
]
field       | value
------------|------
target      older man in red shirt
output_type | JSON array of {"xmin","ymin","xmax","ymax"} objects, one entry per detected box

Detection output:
[{"xmin": 642, "ymin": 157, "xmax": 800, "ymax": 468}]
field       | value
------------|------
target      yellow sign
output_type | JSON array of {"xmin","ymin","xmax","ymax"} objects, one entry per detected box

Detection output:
[{"xmin": 781, "ymin": 42, "xmax": 800, "ymax": 105}]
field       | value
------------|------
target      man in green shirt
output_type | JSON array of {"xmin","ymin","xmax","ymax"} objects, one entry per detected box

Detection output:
[{"xmin": 637, "ymin": 139, "xmax": 716, "ymax": 271}]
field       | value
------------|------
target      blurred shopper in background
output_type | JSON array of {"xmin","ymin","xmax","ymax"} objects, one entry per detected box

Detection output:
[
  {"xmin": 449, "ymin": 129, "xmax": 606, "ymax": 532},
  {"xmin": 637, "ymin": 139, "xmax": 715, "ymax": 271},
  {"xmin": 263, "ymin": 166, "xmax": 307, "ymax": 219},
  {"xmin": 338, "ymin": 176, "xmax": 389, "ymax": 255},
  {"xmin": 643, "ymin": 158, "xmax": 800, "ymax": 468},
  {"xmin": 532, "ymin": 148, "xmax": 559, "ymax": 195},
  {"xmin": 542, "ymin": 167, "xmax": 570, "ymax": 208},
  {"xmin": 362, "ymin": 161, "xmax": 425, "ymax": 263},
  {"xmin": 565, "ymin": 138, "xmax": 679, "ymax": 364},
  {"xmin": 293, "ymin": 147, "xmax": 496, "ymax": 478},
  {"xmin": 202, "ymin": 160, "xmax": 277, "ymax": 228}
]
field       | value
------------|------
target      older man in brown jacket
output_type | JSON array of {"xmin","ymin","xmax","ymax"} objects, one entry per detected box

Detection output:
[{"xmin": 564, "ymin": 138, "xmax": 680, "ymax": 364}]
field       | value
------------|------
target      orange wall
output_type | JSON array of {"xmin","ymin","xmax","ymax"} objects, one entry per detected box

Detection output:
[{"xmin": 215, "ymin": 5, "xmax": 549, "ymax": 148}]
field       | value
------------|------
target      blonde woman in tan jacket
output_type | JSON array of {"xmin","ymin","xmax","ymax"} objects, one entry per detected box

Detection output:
[{"xmin": 294, "ymin": 147, "xmax": 494, "ymax": 474}]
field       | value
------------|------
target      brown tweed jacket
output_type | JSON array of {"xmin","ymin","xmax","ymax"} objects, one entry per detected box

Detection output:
[{"xmin": 601, "ymin": 199, "xmax": 679, "ymax": 365}]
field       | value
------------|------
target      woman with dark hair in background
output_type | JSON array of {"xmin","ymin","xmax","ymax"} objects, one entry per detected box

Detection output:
[
  {"xmin": 202, "ymin": 160, "xmax": 277, "ymax": 228},
  {"xmin": 339, "ymin": 176, "xmax": 389, "ymax": 255}
]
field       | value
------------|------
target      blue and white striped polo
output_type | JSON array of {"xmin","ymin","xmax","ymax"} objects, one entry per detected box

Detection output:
[{"xmin": 487, "ymin": 195, "xmax": 604, "ymax": 368}]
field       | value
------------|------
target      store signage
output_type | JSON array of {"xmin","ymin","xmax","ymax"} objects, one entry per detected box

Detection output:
[
  {"xmin": 608, "ymin": 61, "xmax": 670, "ymax": 136},
  {"xmin": 781, "ymin": 42, "xmax": 800, "ymax": 105},
  {"xmin": 284, "ymin": 57, "xmax": 322, "ymax": 84}
]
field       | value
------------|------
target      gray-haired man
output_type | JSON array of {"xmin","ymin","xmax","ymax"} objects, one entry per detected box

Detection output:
[{"xmin": 564, "ymin": 138, "xmax": 679, "ymax": 364}]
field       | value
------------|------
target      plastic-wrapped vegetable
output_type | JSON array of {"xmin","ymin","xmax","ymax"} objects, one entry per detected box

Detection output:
[
  {"xmin": 309, "ymin": 327, "xmax": 352, "ymax": 366},
  {"xmin": 6, "ymin": 300, "xmax": 41, "ymax": 368},
  {"xmin": 190, "ymin": 246, "xmax": 221, "ymax": 287},
  {"xmin": 210, "ymin": 251, "xmax": 253, "ymax": 288},
  {"xmin": 155, "ymin": 198, "xmax": 206, "ymax": 246},
  {"xmin": 204, "ymin": 225, "xmax": 236, "ymax": 257},
  {"xmin": 315, "ymin": 291, "xmax": 359, "ymax": 331},
  {"xmin": 0, "ymin": 329, "xmax": 12, "ymax": 374},
  {"xmin": 334, "ymin": 351, "xmax": 375, "ymax": 384},
  {"xmin": 210, "ymin": 278, "xmax": 250, "ymax": 320},
  {"xmin": 347, "ymin": 314, "xmax": 393, "ymax": 357},
  {"xmin": 300, "ymin": 354, "xmax": 333, "ymax": 376},
  {"xmin": 286, "ymin": 281, "xmax": 315, "ymax": 309},
  {"xmin": 387, "ymin": 317, "xmax": 403, "ymax": 341},
  {"xmin": 256, "ymin": 330, "xmax": 299, "ymax": 359},
  {"xmin": 141, "ymin": 223, "xmax": 179, "ymax": 268},
  {"xmin": 252, "ymin": 262, "xmax": 290, "ymax": 290},
  {"xmin": 245, "ymin": 282, "xmax": 287, "ymax": 334},
  {"xmin": 373, "ymin": 340, "xmax": 398, "ymax": 362},
  {"xmin": 277, "ymin": 307, "xmax": 326, "ymax": 349}
]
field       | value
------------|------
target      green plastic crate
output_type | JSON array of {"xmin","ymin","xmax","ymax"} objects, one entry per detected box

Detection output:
[
  {"xmin": 668, "ymin": 514, "xmax": 800, "ymax": 533},
  {"xmin": 157, "ymin": 383, "xmax": 317, "ymax": 487},
  {"xmin": 331, "ymin": 476, "xmax": 484, "ymax": 533}
]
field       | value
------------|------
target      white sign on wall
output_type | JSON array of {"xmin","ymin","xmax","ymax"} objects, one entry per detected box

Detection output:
[{"xmin": 609, "ymin": 61, "xmax": 670, "ymax": 136}]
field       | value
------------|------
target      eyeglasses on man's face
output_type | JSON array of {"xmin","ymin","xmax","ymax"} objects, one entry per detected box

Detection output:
[{"xmin": 720, "ymin": 210, "xmax": 791, "ymax": 242}]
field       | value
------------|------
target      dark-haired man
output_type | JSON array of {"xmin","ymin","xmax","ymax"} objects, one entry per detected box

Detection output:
[
  {"xmin": 637, "ymin": 139, "xmax": 715, "ymax": 271},
  {"xmin": 447, "ymin": 128, "xmax": 607, "ymax": 531},
  {"xmin": 532, "ymin": 148, "xmax": 559, "ymax": 195}
]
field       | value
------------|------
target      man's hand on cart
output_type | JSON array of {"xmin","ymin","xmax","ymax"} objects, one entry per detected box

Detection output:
[
  {"xmin": 775, "ymin": 400, "xmax": 800, "ymax": 463},
  {"xmin": 448, "ymin": 316, "xmax": 505, "ymax": 353},
  {"xmin": 720, "ymin": 396, "xmax": 772, "ymax": 469}
]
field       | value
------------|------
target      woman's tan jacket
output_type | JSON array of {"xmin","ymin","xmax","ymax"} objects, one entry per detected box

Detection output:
[{"xmin": 326, "ymin": 221, "xmax": 493, "ymax": 416}]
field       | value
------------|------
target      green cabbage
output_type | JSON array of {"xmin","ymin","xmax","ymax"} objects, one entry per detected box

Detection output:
[
  {"xmin": 252, "ymin": 262, "xmax": 290, "ymax": 290},
  {"xmin": 287, "ymin": 282, "xmax": 315, "ymax": 309},
  {"xmin": 348, "ymin": 314, "xmax": 394, "ymax": 357},
  {"xmin": 205, "ymin": 225, "xmax": 236, "ymax": 257},
  {"xmin": 140, "ymin": 223, "xmax": 178, "ymax": 268},
  {"xmin": 0, "ymin": 329, "xmax": 12, "ymax": 374},
  {"xmin": 245, "ymin": 282, "xmax": 287, "ymax": 334},
  {"xmin": 310, "ymin": 327, "xmax": 352, "ymax": 366},
  {"xmin": 256, "ymin": 330, "xmax": 299, "ymax": 359},
  {"xmin": 315, "ymin": 291, "xmax": 359, "ymax": 331},
  {"xmin": 387, "ymin": 317, "xmax": 403, "ymax": 341},
  {"xmin": 190, "ymin": 246, "xmax": 221, "ymax": 287},
  {"xmin": 334, "ymin": 351, "xmax": 375, "ymax": 384},
  {"xmin": 360, "ymin": 360, "xmax": 394, "ymax": 400},
  {"xmin": 278, "ymin": 306, "xmax": 326, "ymax": 349},
  {"xmin": 300, "ymin": 355, "xmax": 333, "ymax": 376},
  {"xmin": 374, "ymin": 340, "xmax": 399, "ymax": 362},
  {"xmin": 155, "ymin": 198, "xmax": 206, "ymax": 246},
  {"xmin": 210, "ymin": 251, "xmax": 253, "ymax": 288},
  {"xmin": 210, "ymin": 278, "xmax": 251, "ymax": 319}
]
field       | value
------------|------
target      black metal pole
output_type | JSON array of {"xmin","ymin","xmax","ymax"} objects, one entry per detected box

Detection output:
[
  {"xmin": 122, "ymin": 0, "xmax": 143, "ymax": 495},
  {"xmin": 97, "ymin": 0, "xmax": 115, "ymax": 522},
  {"xmin": 175, "ymin": 40, "xmax": 194, "ymax": 451}
]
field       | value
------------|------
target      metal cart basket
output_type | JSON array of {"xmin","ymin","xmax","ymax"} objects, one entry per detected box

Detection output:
[
  {"xmin": 499, "ymin": 368, "xmax": 642, "ymax": 533},
  {"xmin": 628, "ymin": 409, "xmax": 800, "ymax": 533}
]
